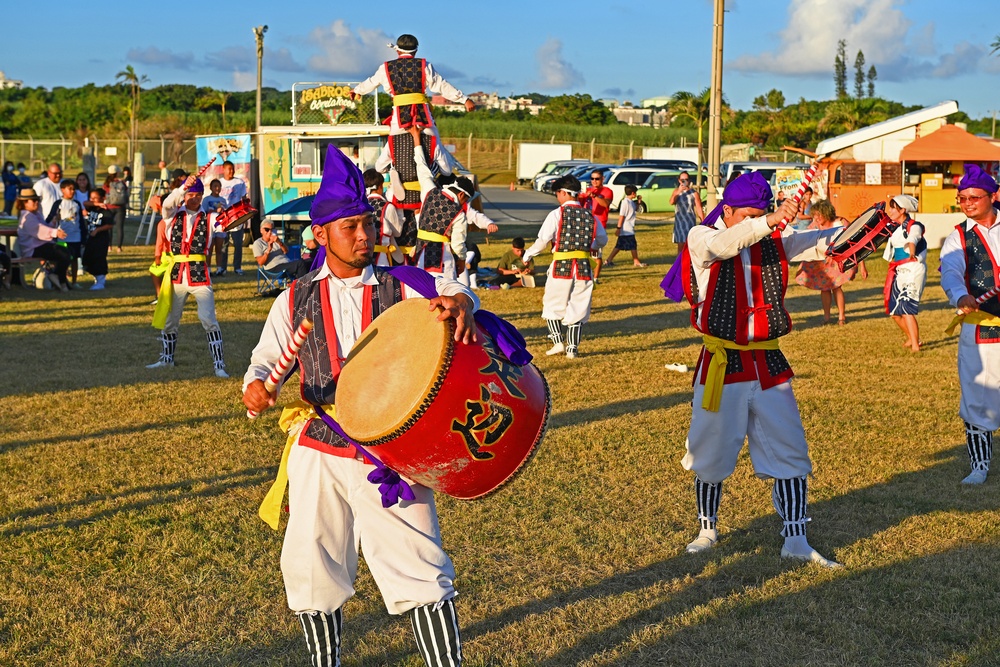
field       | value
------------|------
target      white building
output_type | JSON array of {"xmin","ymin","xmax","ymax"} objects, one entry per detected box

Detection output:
[{"xmin": 0, "ymin": 71, "xmax": 23, "ymax": 90}]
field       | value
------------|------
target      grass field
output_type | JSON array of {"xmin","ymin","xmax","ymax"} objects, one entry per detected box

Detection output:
[{"xmin": 1, "ymin": 216, "xmax": 999, "ymax": 667}]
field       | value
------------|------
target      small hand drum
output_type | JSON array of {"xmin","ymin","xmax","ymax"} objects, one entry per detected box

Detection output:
[
  {"xmin": 826, "ymin": 203, "xmax": 895, "ymax": 272},
  {"xmin": 218, "ymin": 197, "xmax": 257, "ymax": 232}
]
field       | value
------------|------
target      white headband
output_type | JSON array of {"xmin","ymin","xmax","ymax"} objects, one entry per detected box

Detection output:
[{"xmin": 387, "ymin": 42, "xmax": 417, "ymax": 53}]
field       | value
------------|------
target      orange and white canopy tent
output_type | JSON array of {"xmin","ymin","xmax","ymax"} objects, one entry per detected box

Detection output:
[{"xmin": 899, "ymin": 124, "xmax": 1000, "ymax": 162}]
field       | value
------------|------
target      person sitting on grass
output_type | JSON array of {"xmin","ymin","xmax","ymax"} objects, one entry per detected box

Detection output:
[
  {"xmin": 495, "ymin": 237, "xmax": 533, "ymax": 288},
  {"xmin": 605, "ymin": 185, "xmax": 647, "ymax": 269}
]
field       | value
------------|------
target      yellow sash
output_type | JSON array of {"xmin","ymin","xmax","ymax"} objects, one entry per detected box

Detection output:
[
  {"xmin": 398, "ymin": 245, "xmax": 415, "ymax": 256},
  {"xmin": 258, "ymin": 402, "xmax": 336, "ymax": 530},
  {"xmin": 149, "ymin": 253, "xmax": 207, "ymax": 329},
  {"xmin": 417, "ymin": 229, "xmax": 450, "ymax": 243},
  {"xmin": 701, "ymin": 335, "xmax": 780, "ymax": 412},
  {"xmin": 945, "ymin": 310, "xmax": 1000, "ymax": 335},
  {"xmin": 374, "ymin": 244, "xmax": 398, "ymax": 254},
  {"xmin": 403, "ymin": 181, "xmax": 422, "ymax": 191},
  {"xmin": 393, "ymin": 92, "xmax": 429, "ymax": 106},
  {"xmin": 552, "ymin": 250, "xmax": 590, "ymax": 261}
]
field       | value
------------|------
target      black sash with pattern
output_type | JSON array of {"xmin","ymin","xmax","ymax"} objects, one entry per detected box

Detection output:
[
  {"xmin": 291, "ymin": 267, "xmax": 405, "ymax": 448},
  {"xmin": 369, "ymin": 194, "xmax": 387, "ymax": 236},
  {"xmin": 961, "ymin": 223, "xmax": 1000, "ymax": 341},
  {"xmin": 417, "ymin": 189, "xmax": 462, "ymax": 270},
  {"xmin": 170, "ymin": 209, "xmax": 210, "ymax": 285},
  {"xmin": 399, "ymin": 210, "xmax": 419, "ymax": 265},
  {"xmin": 553, "ymin": 206, "xmax": 595, "ymax": 280}
]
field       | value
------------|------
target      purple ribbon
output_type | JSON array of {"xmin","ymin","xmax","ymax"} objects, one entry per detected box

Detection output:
[{"xmin": 314, "ymin": 405, "xmax": 416, "ymax": 508}]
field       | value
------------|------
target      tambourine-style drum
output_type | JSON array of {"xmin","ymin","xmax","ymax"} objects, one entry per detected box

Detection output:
[
  {"xmin": 826, "ymin": 203, "xmax": 895, "ymax": 272},
  {"xmin": 335, "ymin": 298, "xmax": 550, "ymax": 499},
  {"xmin": 218, "ymin": 197, "xmax": 257, "ymax": 231}
]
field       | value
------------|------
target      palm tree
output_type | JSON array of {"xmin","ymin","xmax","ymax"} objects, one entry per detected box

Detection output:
[
  {"xmin": 669, "ymin": 88, "xmax": 730, "ymax": 187},
  {"xmin": 817, "ymin": 98, "xmax": 890, "ymax": 136},
  {"xmin": 196, "ymin": 90, "xmax": 232, "ymax": 131},
  {"xmin": 115, "ymin": 65, "xmax": 149, "ymax": 162},
  {"xmin": 991, "ymin": 34, "xmax": 1000, "ymax": 55}
]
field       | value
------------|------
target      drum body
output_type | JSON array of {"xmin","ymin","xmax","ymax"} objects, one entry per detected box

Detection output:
[
  {"xmin": 218, "ymin": 197, "xmax": 257, "ymax": 231},
  {"xmin": 335, "ymin": 298, "xmax": 550, "ymax": 499},
  {"xmin": 827, "ymin": 203, "xmax": 895, "ymax": 272}
]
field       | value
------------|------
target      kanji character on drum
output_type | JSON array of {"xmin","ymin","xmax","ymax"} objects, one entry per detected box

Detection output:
[
  {"xmin": 882, "ymin": 194, "xmax": 926, "ymax": 352},
  {"xmin": 678, "ymin": 172, "xmax": 842, "ymax": 567},
  {"xmin": 243, "ymin": 145, "xmax": 477, "ymax": 667},
  {"xmin": 940, "ymin": 164, "xmax": 1000, "ymax": 485},
  {"xmin": 146, "ymin": 178, "xmax": 229, "ymax": 378},
  {"xmin": 523, "ymin": 174, "xmax": 608, "ymax": 360}
]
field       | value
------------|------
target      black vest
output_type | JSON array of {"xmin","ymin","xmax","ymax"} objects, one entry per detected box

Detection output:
[
  {"xmin": 169, "ymin": 209, "xmax": 211, "ymax": 285},
  {"xmin": 961, "ymin": 223, "xmax": 1000, "ymax": 341},
  {"xmin": 417, "ymin": 189, "xmax": 463, "ymax": 270},
  {"xmin": 385, "ymin": 57, "xmax": 430, "ymax": 128},
  {"xmin": 553, "ymin": 205, "xmax": 595, "ymax": 280},
  {"xmin": 388, "ymin": 132, "xmax": 435, "ymax": 209}
]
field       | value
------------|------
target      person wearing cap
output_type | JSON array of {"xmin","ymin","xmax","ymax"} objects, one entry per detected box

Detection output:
[
  {"xmin": 882, "ymin": 194, "xmax": 925, "ymax": 352},
  {"xmin": 242, "ymin": 144, "xmax": 477, "ymax": 667},
  {"xmin": 146, "ymin": 177, "xmax": 229, "ymax": 378},
  {"xmin": 15, "ymin": 187, "xmax": 71, "ymax": 291},
  {"xmin": 675, "ymin": 172, "xmax": 844, "ymax": 568},
  {"xmin": 103, "ymin": 165, "xmax": 129, "ymax": 253},
  {"xmin": 522, "ymin": 174, "xmax": 608, "ymax": 359},
  {"xmin": 940, "ymin": 164, "xmax": 1000, "ymax": 485}
]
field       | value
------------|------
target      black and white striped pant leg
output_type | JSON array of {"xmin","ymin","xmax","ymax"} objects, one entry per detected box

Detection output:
[
  {"xmin": 410, "ymin": 598, "xmax": 462, "ymax": 667},
  {"xmin": 965, "ymin": 422, "xmax": 993, "ymax": 472},
  {"xmin": 546, "ymin": 319, "xmax": 563, "ymax": 345},
  {"xmin": 206, "ymin": 329, "xmax": 225, "ymax": 370},
  {"xmin": 159, "ymin": 332, "xmax": 177, "ymax": 363},
  {"xmin": 695, "ymin": 477, "xmax": 721, "ymax": 531},
  {"xmin": 772, "ymin": 476, "xmax": 808, "ymax": 537},
  {"xmin": 298, "ymin": 609, "xmax": 342, "ymax": 667},
  {"xmin": 566, "ymin": 323, "xmax": 582, "ymax": 354}
]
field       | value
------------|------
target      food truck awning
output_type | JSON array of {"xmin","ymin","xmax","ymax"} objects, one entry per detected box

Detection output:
[{"xmin": 900, "ymin": 124, "xmax": 1000, "ymax": 162}]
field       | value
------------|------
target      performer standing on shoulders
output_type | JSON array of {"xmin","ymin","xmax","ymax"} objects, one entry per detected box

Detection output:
[
  {"xmin": 679, "ymin": 172, "xmax": 842, "ymax": 567},
  {"xmin": 243, "ymin": 145, "xmax": 476, "ymax": 667},
  {"xmin": 523, "ymin": 174, "xmax": 608, "ymax": 359},
  {"xmin": 940, "ymin": 165, "xmax": 1000, "ymax": 485},
  {"xmin": 882, "ymin": 194, "xmax": 926, "ymax": 352}
]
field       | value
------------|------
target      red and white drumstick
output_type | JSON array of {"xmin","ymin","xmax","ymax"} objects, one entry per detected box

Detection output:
[
  {"xmin": 956, "ymin": 287, "xmax": 1000, "ymax": 315},
  {"xmin": 182, "ymin": 157, "xmax": 217, "ymax": 192},
  {"xmin": 776, "ymin": 160, "xmax": 821, "ymax": 232},
  {"xmin": 247, "ymin": 318, "xmax": 314, "ymax": 419}
]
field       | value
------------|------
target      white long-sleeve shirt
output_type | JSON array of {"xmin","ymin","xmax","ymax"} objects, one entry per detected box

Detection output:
[
  {"xmin": 940, "ymin": 217, "xmax": 1000, "ymax": 307},
  {"xmin": 242, "ymin": 263, "xmax": 478, "ymax": 394},
  {"xmin": 353, "ymin": 58, "xmax": 468, "ymax": 108},
  {"xmin": 523, "ymin": 201, "xmax": 609, "ymax": 264}
]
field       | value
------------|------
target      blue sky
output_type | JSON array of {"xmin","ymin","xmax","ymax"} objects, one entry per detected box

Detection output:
[{"xmin": 5, "ymin": 0, "xmax": 1000, "ymax": 118}]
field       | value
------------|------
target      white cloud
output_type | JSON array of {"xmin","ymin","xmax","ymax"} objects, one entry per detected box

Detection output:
[
  {"xmin": 532, "ymin": 38, "xmax": 584, "ymax": 91},
  {"xmin": 126, "ymin": 46, "xmax": 195, "ymax": 70},
  {"xmin": 306, "ymin": 20, "xmax": 393, "ymax": 78},
  {"xmin": 232, "ymin": 70, "xmax": 257, "ymax": 92},
  {"xmin": 206, "ymin": 45, "xmax": 303, "ymax": 74}
]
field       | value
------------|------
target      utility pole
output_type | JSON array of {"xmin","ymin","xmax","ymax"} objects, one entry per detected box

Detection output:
[
  {"xmin": 253, "ymin": 25, "xmax": 268, "ymax": 132},
  {"xmin": 991, "ymin": 110, "xmax": 997, "ymax": 139},
  {"xmin": 706, "ymin": 0, "xmax": 725, "ymax": 208}
]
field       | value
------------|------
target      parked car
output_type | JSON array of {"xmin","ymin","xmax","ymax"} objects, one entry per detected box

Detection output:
[
  {"xmin": 635, "ymin": 171, "xmax": 709, "ymax": 214},
  {"xmin": 720, "ymin": 161, "xmax": 807, "ymax": 188},
  {"xmin": 532, "ymin": 160, "xmax": 590, "ymax": 191},
  {"xmin": 591, "ymin": 166, "xmax": 664, "ymax": 208},
  {"xmin": 622, "ymin": 158, "xmax": 699, "ymax": 171}
]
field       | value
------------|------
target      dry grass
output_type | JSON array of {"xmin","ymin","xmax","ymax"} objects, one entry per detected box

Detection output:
[{"xmin": 1, "ymin": 218, "xmax": 998, "ymax": 667}]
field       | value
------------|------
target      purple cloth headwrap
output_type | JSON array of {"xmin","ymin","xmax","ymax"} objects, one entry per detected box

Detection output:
[
  {"xmin": 186, "ymin": 178, "xmax": 204, "ymax": 194},
  {"xmin": 660, "ymin": 171, "xmax": 774, "ymax": 302},
  {"xmin": 958, "ymin": 164, "xmax": 999, "ymax": 194},
  {"xmin": 309, "ymin": 145, "xmax": 374, "ymax": 226}
]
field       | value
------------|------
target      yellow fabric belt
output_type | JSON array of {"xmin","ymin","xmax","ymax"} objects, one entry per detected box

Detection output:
[
  {"xmin": 946, "ymin": 310, "xmax": 1000, "ymax": 336},
  {"xmin": 403, "ymin": 181, "xmax": 422, "ymax": 191},
  {"xmin": 258, "ymin": 402, "xmax": 336, "ymax": 530},
  {"xmin": 374, "ymin": 244, "xmax": 397, "ymax": 254},
  {"xmin": 553, "ymin": 250, "xmax": 591, "ymax": 261},
  {"xmin": 701, "ymin": 335, "xmax": 780, "ymax": 412},
  {"xmin": 148, "ymin": 253, "xmax": 207, "ymax": 329},
  {"xmin": 417, "ymin": 229, "xmax": 450, "ymax": 243},
  {"xmin": 398, "ymin": 245, "xmax": 415, "ymax": 256},
  {"xmin": 393, "ymin": 92, "xmax": 429, "ymax": 106}
]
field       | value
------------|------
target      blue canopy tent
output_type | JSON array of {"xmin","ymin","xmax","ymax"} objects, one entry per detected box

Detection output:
[{"xmin": 264, "ymin": 195, "xmax": 316, "ymax": 257}]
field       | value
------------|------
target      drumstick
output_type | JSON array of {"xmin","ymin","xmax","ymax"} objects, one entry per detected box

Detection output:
[
  {"xmin": 955, "ymin": 287, "xmax": 1000, "ymax": 315},
  {"xmin": 247, "ymin": 318, "xmax": 314, "ymax": 419},
  {"xmin": 775, "ymin": 160, "xmax": 821, "ymax": 232},
  {"xmin": 182, "ymin": 157, "xmax": 217, "ymax": 193}
]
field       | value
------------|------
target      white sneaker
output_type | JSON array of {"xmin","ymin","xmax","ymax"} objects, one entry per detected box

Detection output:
[
  {"xmin": 214, "ymin": 367, "xmax": 230, "ymax": 378},
  {"xmin": 545, "ymin": 342, "xmax": 565, "ymax": 356},
  {"xmin": 565, "ymin": 349, "xmax": 577, "ymax": 359},
  {"xmin": 962, "ymin": 469, "xmax": 988, "ymax": 485},
  {"xmin": 150, "ymin": 298, "xmax": 158, "ymax": 305},
  {"xmin": 146, "ymin": 360, "xmax": 175, "ymax": 369},
  {"xmin": 780, "ymin": 546, "xmax": 843, "ymax": 568},
  {"xmin": 664, "ymin": 363, "xmax": 689, "ymax": 372},
  {"xmin": 685, "ymin": 535, "xmax": 717, "ymax": 553}
]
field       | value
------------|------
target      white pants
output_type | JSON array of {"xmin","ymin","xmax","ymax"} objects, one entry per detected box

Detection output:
[
  {"xmin": 958, "ymin": 327, "xmax": 1000, "ymax": 431},
  {"xmin": 163, "ymin": 282, "xmax": 220, "ymax": 335},
  {"xmin": 682, "ymin": 377, "xmax": 813, "ymax": 483},
  {"xmin": 541, "ymin": 263, "xmax": 593, "ymax": 326},
  {"xmin": 281, "ymin": 443, "xmax": 457, "ymax": 616}
]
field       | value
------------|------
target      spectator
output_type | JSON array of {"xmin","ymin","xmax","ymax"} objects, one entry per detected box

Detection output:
[
  {"xmin": 579, "ymin": 169, "xmax": 613, "ymax": 281},
  {"xmin": 104, "ymin": 165, "xmax": 129, "ymax": 253},
  {"xmin": 670, "ymin": 171, "xmax": 704, "ymax": 258},
  {"xmin": 3, "ymin": 161, "xmax": 18, "ymax": 215},
  {"xmin": 605, "ymin": 185, "xmax": 647, "ymax": 268},
  {"xmin": 121, "ymin": 165, "xmax": 134, "ymax": 190},
  {"xmin": 794, "ymin": 199, "xmax": 867, "ymax": 325},
  {"xmin": 33, "ymin": 162, "xmax": 63, "ymax": 222},
  {"xmin": 795, "ymin": 186, "xmax": 814, "ymax": 225},
  {"xmin": 215, "ymin": 160, "xmax": 249, "ymax": 276},
  {"xmin": 74, "ymin": 172, "xmax": 92, "ymax": 209},
  {"xmin": 16, "ymin": 163, "xmax": 31, "ymax": 188},
  {"xmin": 202, "ymin": 179, "xmax": 229, "ymax": 268},
  {"xmin": 15, "ymin": 188, "xmax": 70, "ymax": 291},
  {"xmin": 83, "ymin": 188, "xmax": 113, "ymax": 290},
  {"xmin": 158, "ymin": 160, "xmax": 170, "ymax": 183},
  {"xmin": 57, "ymin": 179, "xmax": 85, "ymax": 288},
  {"xmin": 252, "ymin": 220, "xmax": 310, "ymax": 279},
  {"xmin": 495, "ymin": 237, "xmax": 533, "ymax": 288}
]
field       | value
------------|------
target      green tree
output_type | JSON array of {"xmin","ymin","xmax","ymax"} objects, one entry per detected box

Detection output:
[
  {"xmin": 867, "ymin": 65, "xmax": 878, "ymax": 98},
  {"xmin": 854, "ymin": 50, "xmax": 866, "ymax": 98},
  {"xmin": 991, "ymin": 34, "xmax": 1000, "ymax": 54},
  {"xmin": 115, "ymin": 65, "xmax": 149, "ymax": 161},
  {"xmin": 817, "ymin": 97, "xmax": 890, "ymax": 135},
  {"xmin": 669, "ymin": 88, "xmax": 724, "ymax": 187},
  {"xmin": 834, "ymin": 40, "xmax": 848, "ymax": 99},
  {"xmin": 536, "ymin": 94, "xmax": 615, "ymax": 125},
  {"xmin": 752, "ymin": 89, "xmax": 786, "ymax": 115},
  {"xmin": 196, "ymin": 90, "xmax": 231, "ymax": 131}
]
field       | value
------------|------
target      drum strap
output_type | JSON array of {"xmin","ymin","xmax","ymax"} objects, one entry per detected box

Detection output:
[
  {"xmin": 701, "ymin": 334, "xmax": 779, "ymax": 412},
  {"xmin": 946, "ymin": 310, "xmax": 1000, "ymax": 336},
  {"xmin": 148, "ymin": 253, "xmax": 207, "ymax": 329}
]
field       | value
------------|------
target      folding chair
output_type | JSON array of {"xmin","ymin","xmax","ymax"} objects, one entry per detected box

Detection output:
[{"xmin": 256, "ymin": 266, "xmax": 292, "ymax": 296}]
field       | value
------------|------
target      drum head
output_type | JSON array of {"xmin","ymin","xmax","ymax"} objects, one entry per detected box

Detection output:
[
  {"xmin": 222, "ymin": 211, "xmax": 254, "ymax": 231},
  {"xmin": 831, "ymin": 207, "xmax": 879, "ymax": 247},
  {"xmin": 335, "ymin": 298, "xmax": 451, "ymax": 442}
]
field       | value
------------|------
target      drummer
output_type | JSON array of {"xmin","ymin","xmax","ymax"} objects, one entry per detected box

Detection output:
[
  {"xmin": 243, "ymin": 145, "xmax": 477, "ymax": 667},
  {"xmin": 679, "ymin": 172, "xmax": 843, "ymax": 567},
  {"xmin": 882, "ymin": 194, "xmax": 926, "ymax": 351}
]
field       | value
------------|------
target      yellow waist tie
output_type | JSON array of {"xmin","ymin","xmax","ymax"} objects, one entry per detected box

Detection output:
[
  {"xmin": 258, "ymin": 402, "xmax": 336, "ymax": 530},
  {"xmin": 374, "ymin": 244, "xmax": 398, "ymax": 254},
  {"xmin": 417, "ymin": 229, "xmax": 450, "ymax": 243},
  {"xmin": 148, "ymin": 253, "xmax": 207, "ymax": 329},
  {"xmin": 398, "ymin": 245, "xmax": 415, "ymax": 256},
  {"xmin": 946, "ymin": 310, "xmax": 1000, "ymax": 335},
  {"xmin": 701, "ymin": 335, "xmax": 780, "ymax": 412},
  {"xmin": 403, "ymin": 181, "xmax": 422, "ymax": 191},
  {"xmin": 393, "ymin": 92, "xmax": 429, "ymax": 106},
  {"xmin": 553, "ymin": 250, "xmax": 590, "ymax": 261}
]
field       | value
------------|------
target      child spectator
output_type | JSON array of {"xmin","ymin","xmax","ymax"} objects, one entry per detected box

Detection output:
[
  {"xmin": 83, "ymin": 189, "xmax": 114, "ymax": 290},
  {"xmin": 58, "ymin": 179, "xmax": 85, "ymax": 287},
  {"xmin": 495, "ymin": 237, "xmax": 533, "ymax": 288},
  {"xmin": 203, "ymin": 179, "xmax": 229, "ymax": 268},
  {"xmin": 605, "ymin": 185, "xmax": 647, "ymax": 268}
]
